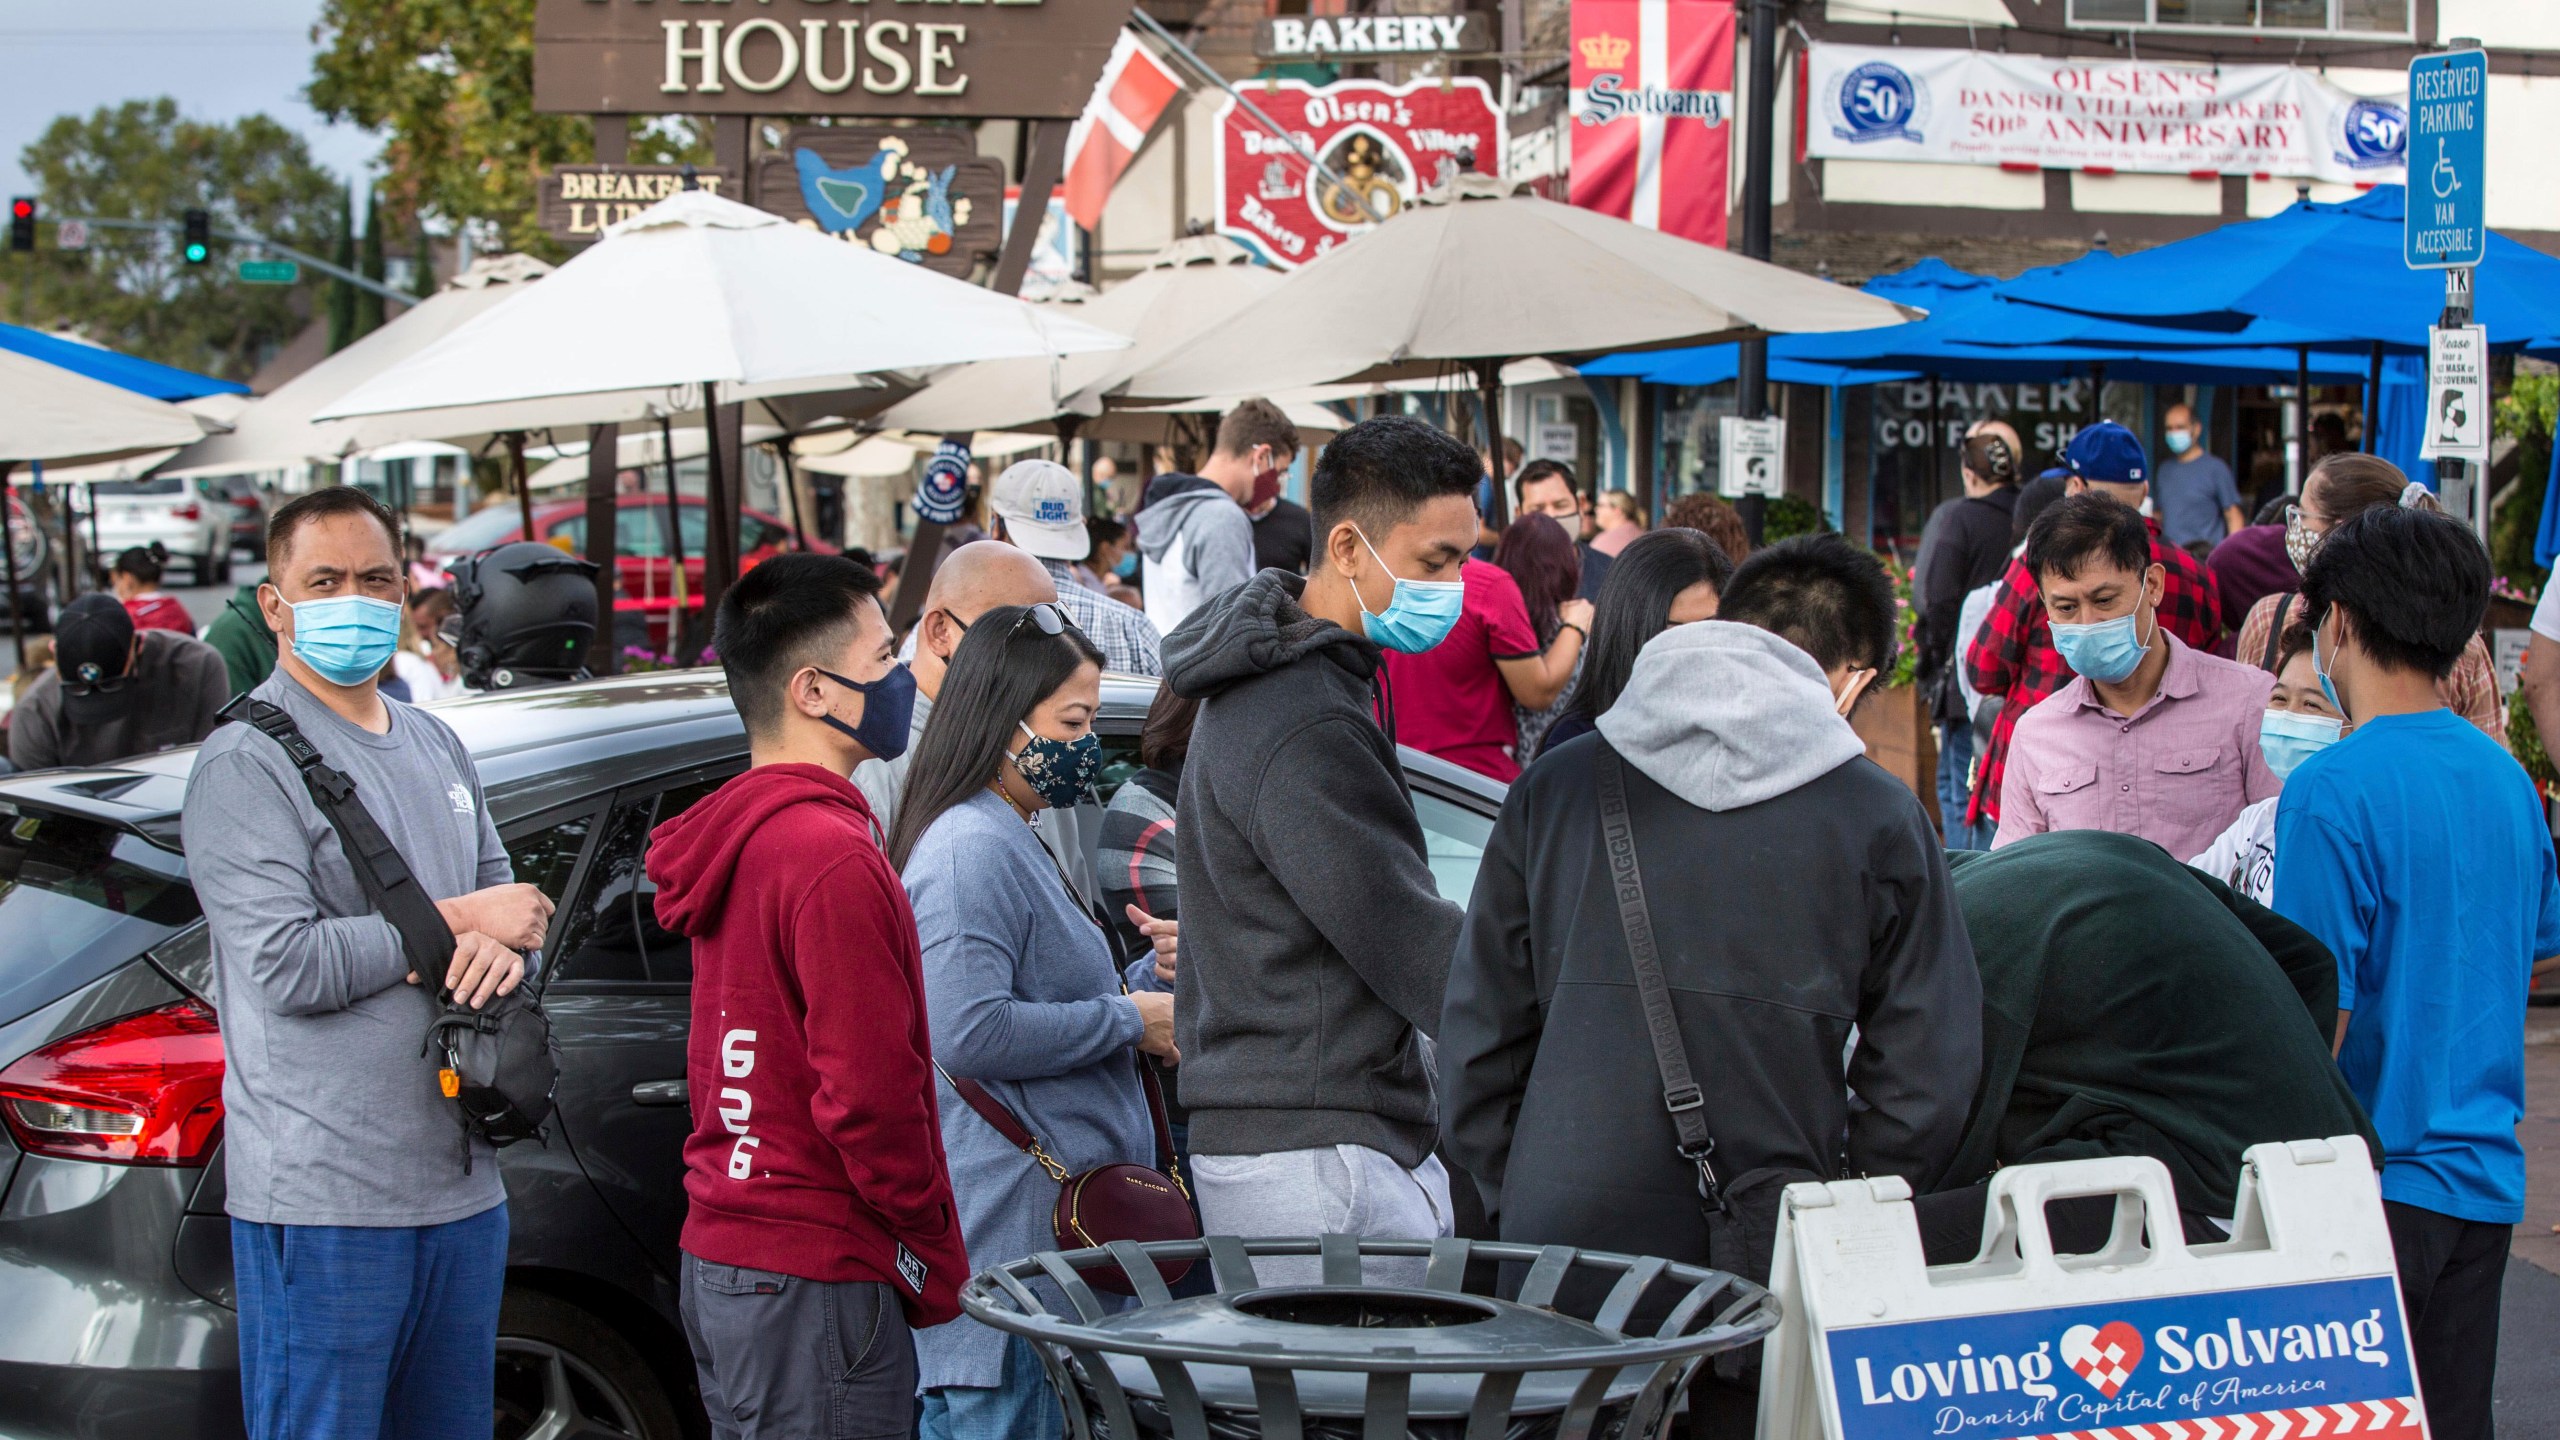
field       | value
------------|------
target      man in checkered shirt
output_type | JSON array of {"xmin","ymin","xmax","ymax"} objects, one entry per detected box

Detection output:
[
  {"xmin": 1964, "ymin": 421, "xmax": 2222, "ymax": 830},
  {"xmin": 985, "ymin": 458, "xmax": 1163, "ymax": 678}
]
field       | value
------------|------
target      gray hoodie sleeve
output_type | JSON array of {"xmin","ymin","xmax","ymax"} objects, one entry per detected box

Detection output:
[
  {"xmin": 1247, "ymin": 715, "xmax": 1463, "ymax": 1037},
  {"xmin": 1190, "ymin": 498, "xmax": 1259, "ymax": 600},
  {"xmin": 184, "ymin": 745, "xmax": 411, "ymax": 1016},
  {"xmin": 1844, "ymin": 802, "xmax": 1984, "ymax": 1189}
]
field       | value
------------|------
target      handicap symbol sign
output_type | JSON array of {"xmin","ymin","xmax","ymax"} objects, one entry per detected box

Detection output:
[{"xmin": 2405, "ymin": 49, "xmax": 2486, "ymax": 269}]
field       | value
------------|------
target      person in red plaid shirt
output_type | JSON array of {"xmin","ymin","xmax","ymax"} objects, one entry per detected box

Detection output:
[{"xmin": 1964, "ymin": 421, "xmax": 2222, "ymax": 828}]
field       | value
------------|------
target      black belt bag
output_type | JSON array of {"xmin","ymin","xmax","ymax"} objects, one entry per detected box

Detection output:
[
  {"xmin": 224, "ymin": 696, "xmax": 559, "ymax": 1168},
  {"xmin": 1596, "ymin": 745, "xmax": 1823, "ymax": 1376}
]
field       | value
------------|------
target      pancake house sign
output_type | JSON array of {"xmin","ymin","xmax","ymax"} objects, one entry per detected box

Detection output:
[{"xmin": 533, "ymin": 0, "xmax": 1131, "ymax": 119}]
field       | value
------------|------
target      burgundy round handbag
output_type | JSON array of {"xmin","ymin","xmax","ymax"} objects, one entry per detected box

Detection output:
[{"xmin": 945, "ymin": 1058, "xmax": 1199, "ymax": 1296}]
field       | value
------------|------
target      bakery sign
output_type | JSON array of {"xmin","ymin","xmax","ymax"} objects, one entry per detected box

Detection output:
[
  {"xmin": 532, "ymin": 0, "xmax": 1132, "ymax": 120},
  {"xmin": 1252, "ymin": 13, "xmax": 1495, "ymax": 61},
  {"xmin": 1212, "ymin": 78, "xmax": 1505, "ymax": 269}
]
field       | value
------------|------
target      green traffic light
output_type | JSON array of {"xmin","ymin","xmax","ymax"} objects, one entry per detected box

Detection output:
[{"xmin": 183, "ymin": 243, "xmax": 207, "ymax": 263}]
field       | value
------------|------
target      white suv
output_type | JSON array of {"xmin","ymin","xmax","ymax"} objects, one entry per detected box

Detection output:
[{"xmin": 88, "ymin": 476, "xmax": 230, "ymax": 585}]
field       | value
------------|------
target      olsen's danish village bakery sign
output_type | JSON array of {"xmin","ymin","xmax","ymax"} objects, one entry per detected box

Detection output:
[{"xmin": 533, "ymin": 0, "xmax": 1132, "ymax": 120}]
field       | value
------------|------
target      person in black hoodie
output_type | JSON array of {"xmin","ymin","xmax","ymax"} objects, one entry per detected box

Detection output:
[
  {"xmin": 1160, "ymin": 415, "xmax": 1480, "ymax": 1282},
  {"xmin": 1914, "ymin": 424, "xmax": 2023, "ymax": 849},
  {"xmin": 1440, "ymin": 535, "xmax": 1981, "ymax": 1422}
]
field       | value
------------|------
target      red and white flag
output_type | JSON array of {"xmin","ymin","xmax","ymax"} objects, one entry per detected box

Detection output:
[
  {"xmin": 1062, "ymin": 31, "xmax": 1185, "ymax": 231},
  {"xmin": 1569, "ymin": 0, "xmax": 1736, "ymax": 246}
]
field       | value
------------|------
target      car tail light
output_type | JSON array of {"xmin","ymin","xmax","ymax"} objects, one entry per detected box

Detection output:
[
  {"xmin": 170, "ymin": 502, "xmax": 202, "ymax": 521},
  {"xmin": 0, "ymin": 1000, "xmax": 223, "ymax": 1165},
  {"xmin": 229, "ymin": 494, "xmax": 258, "ymax": 510}
]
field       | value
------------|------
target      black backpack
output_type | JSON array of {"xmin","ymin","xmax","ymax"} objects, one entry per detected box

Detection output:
[{"xmin": 221, "ymin": 696, "xmax": 559, "ymax": 1169}]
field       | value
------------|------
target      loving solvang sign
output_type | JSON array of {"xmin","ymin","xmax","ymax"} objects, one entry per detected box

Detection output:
[
  {"xmin": 1806, "ymin": 45, "xmax": 2408, "ymax": 186},
  {"xmin": 533, "ymin": 0, "xmax": 1132, "ymax": 119}
]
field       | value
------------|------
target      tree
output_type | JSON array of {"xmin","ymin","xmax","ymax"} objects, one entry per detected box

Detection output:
[
  {"xmin": 2, "ymin": 99, "xmax": 339, "ymax": 381},
  {"xmin": 357, "ymin": 191, "xmax": 387, "ymax": 337},
  {"xmin": 309, "ymin": 0, "xmax": 710, "ymax": 255},
  {"xmin": 327, "ymin": 189, "xmax": 357, "ymax": 353}
]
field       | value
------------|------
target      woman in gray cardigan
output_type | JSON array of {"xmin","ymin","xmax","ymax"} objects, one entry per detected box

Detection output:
[{"xmin": 886, "ymin": 603, "xmax": 1178, "ymax": 1440}]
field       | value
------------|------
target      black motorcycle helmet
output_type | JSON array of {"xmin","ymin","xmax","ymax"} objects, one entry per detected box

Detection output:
[{"xmin": 442, "ymin": 541, "xmax": 600, "ymax": 690}]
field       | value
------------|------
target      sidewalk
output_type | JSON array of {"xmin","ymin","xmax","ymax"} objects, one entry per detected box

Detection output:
[
  {"xmin": 2515, "ymin": 1017, "xmax": 2560, "ymax": 1276},
  {"xmin": 2492, "ymin": 1017, "xmax": 2560, "ymax": 1433}
]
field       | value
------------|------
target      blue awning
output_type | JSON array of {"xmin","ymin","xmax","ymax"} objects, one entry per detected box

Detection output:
[{"xmin": 0, "ymin": 323, "xmax": 248, "ymax": 402}]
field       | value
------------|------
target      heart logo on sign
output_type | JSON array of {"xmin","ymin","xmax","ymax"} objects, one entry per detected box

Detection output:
[{"xmin": 2059, "ymin": 1321, "xmax": 2145, "ymax": 1398}]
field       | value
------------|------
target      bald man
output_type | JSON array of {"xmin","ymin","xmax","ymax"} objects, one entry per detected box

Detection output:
[{"xmin": 852, "ymin": 541, "xmax": 1058, "ymax": 836}]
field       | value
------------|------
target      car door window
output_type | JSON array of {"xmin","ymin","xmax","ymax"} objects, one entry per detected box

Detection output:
[
  {"xmin": 1411, "ymin": 787, "xmax": 1494, "ymax": 905},
  {"xmin": 550, "ymin": 770, "xmax": 736, "ymax": 987},
  {"xmin": 503, "ymin": 811, "xmax": 595, "ymax": 906}
]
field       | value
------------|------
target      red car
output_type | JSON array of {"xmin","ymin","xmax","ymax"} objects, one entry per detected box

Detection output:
[{"xmin": 427, "ymin": 495, "xmax": 831, "ymax": 646}]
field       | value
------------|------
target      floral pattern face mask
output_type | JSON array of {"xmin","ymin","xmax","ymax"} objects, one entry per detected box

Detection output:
[
  {"xmin": 2284, "ymin": 505, "xmax": 2322, "ymax": 577},
  {"xmin": 1010, "ymin": 722, "xmax": 1102, "ymax": 809}
]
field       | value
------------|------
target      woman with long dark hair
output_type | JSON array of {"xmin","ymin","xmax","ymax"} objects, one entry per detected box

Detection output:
[
  {"xmin": 890, "ymin": 603, "xmax": 1178, "ymax": 1440},
  {"xmin": 1535, "ymin": 527, "xmax": 1735, "ymax": 759},
  {"xmin": 1495, "ymin": 512, "xmax": 1592, "ymax": 763}
]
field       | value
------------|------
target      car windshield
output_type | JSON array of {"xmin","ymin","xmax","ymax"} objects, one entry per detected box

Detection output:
[
  {"xmin": 0, "ymin": 805, "xmax": 200, "ymax": 1027},
  {"xmin": 90, "ymin": 477, "xmax": 184, "ymax": 497},
  {"xmin": 429, "ymin": 507, "xmax": 524, "ymax": 554}
]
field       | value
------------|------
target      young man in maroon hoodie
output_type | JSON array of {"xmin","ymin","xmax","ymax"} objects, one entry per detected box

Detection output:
[{"xmin": 649, "ymin": 552, "xmax": 967, "ymax": 1438}]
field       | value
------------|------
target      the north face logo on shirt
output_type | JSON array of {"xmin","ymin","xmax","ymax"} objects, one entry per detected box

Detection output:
[{"xmin": 448, "ymin": 783, "xmax": 474, "ymax": 816}]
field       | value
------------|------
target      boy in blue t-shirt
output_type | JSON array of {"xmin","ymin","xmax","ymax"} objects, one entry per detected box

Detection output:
[{"xmin": 2272, "ymin": 502, "xmax": 2560, "ymax": 1440}]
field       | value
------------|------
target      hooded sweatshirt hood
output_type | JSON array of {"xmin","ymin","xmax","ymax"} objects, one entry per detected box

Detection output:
[
  {"xmin": 1133, "ymin": 474, "xmax": 1231, "ymax": 561},
  {"xmin": 1162, "ymin": 568, "xmax": 1378, "ymax": 700},
  {"xmin": 1597, "ymin": 621, "xmax": 1867, "ymax": 812},
  {"xmin": 649, "ymin": 762, "xmax": 879, "ymax": 936}
]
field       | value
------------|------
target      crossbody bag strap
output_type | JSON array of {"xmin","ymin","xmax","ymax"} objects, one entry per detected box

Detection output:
[
  {"xmin": 1596, "ymin": 742, "xmax": 1729, "ymax": 1216},
  {"xmin": 2258, "ymin": 592, "xmax": 2297, "ymax": 674},
  {"xmin": 219, "ymin": 694, "xmax": 459, "ymax": 996},
  {"xmin": 939, "ymin": 1066, "xmax": 1069, "ymax": 1181}
]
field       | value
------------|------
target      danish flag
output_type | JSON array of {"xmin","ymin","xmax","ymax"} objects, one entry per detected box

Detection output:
[{"xmin": 1062, "ymin": 31, "xmax": 1186, "ymax": 230}]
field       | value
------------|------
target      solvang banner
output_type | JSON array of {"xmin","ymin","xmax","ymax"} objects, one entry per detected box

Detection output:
[
  {"xmin": 1569, "ymin": 0, "xmax": 1735, "ymax": 248},
  {"xmin": 1807, "ymin": 45, "xmax": 2408, "ymax": 186}
]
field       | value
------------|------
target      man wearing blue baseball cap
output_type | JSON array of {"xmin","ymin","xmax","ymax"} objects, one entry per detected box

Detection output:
[{"xmin": 1963, "ymin": 420, "xmax": 2225, "ymax": 837}]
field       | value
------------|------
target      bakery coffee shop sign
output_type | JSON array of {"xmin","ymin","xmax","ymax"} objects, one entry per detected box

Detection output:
[{"xmin": 533, "ymin": 0, "xmax": 1132, "ymax": 119}]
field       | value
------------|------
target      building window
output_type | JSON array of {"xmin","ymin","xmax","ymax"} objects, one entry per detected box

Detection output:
[{"xmin": 2067, "ymin": 0, "xmax": 2408, "ymax": 35}]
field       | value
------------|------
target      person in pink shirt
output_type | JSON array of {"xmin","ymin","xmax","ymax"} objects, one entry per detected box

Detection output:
[
  {"xmin": 1994, "ymin": 493, "xmax": 2278, "ymax": 858},
  {"xmin": 1379, "ymin": 556, "xmax": 1588, "ymax": 782}
]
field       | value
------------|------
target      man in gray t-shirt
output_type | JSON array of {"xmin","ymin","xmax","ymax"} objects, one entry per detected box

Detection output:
[
  {"xmin": 182, "ymin": 487, "xmax": 551, "ymax": 1438},
  {"xmin": 2153, "ymin": 402, "xmax": 2244, "ymax": 551}
]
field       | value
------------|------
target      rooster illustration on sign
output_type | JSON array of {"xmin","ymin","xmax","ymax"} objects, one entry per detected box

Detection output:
[{"xmin": 793, "ymin": 137, "xmax": 971, "ymax": 263}]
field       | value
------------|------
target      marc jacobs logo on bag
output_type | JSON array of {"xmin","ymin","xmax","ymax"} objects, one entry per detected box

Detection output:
[{"xmin": 896, "ymin": 1244, "xmax": 927, "ymax": 1295}]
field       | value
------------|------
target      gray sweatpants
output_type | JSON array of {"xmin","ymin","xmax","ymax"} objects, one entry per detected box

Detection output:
[
  {"xmin": 1189, "ymin": 1145, "xmax": 1454, "ymax": 1287},
  {"xmin": 680, "ymin": 1251, "xmax": 917, "ymax": 1440}
]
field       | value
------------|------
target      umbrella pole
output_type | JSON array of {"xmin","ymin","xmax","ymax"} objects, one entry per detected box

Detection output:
[
  {"xmin": 698, "ymin": 381, "xmax": 738, "ymax": 625},
  {"xmin": 1478, "ymin": 359, "xmax": 1510, "ymax": 531},
  {"xmin": 660, "ymin": 413, "xmax": 689, "ymax": 653},
  {"xmin": 776, "ymin": 443, "xmax": 809, "ymax": 550},
  {"xmin": 85, "ymin": 488, "xmax": 101, "ymax": 585},
  {"xmin": 2293, "ymin": 346, "xmax": 2310, "ymax": 495},
  {"xmin": 507, "ymin": 432, "xmax": 534, "ymax": 539},
  {"xmin": 1054, "ymin": 415, "xmax": 1087, "ymax": 517},
  {"xmin": 2365, "ymin": 342, "xmax": 2383, "ymax": 455},
  {"xmin": 1, "ymin": 465, "xmax": 21, "ymax": 671},
  {"xmin": 585, "ymin": 422, "xmax": 620, "ymax": 677},
  {"xmin": 60, "ymin": 481, "xmax": 76, "ymax": 603}
]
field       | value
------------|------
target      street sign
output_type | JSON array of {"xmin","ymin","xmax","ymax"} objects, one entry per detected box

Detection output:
[
  {"xmin": 235, "ymin": 259, "xmax": 299, "ymax": 284},
  {"xmin": 2420, "ymin": 324, "xmax": 2489, "ymax": 464},
  {"xmin": 1718, "ymin": 415, "xmax": 1786, "ymax": 499},
  {"xmin": 54, "ymin": 219, "xmax": 87, "ymax": 251},
  {"xmin": 2405, "ymin": 48, "xmax": 2486, "ymax": 269}
]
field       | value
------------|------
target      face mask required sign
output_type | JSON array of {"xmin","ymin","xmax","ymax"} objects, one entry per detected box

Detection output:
[
  {"xmin": 1821, "ymin": 1276, "xmax": 2421, "ymax": 1440},
  {"xmin": 1806, "ymin": 45, "xmax": 2407, "ymax": 185}
]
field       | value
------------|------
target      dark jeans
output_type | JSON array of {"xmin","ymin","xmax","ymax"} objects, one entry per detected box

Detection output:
[
  {"xmin": 680, "ymin": 1252, "xmax": 918, "ymax": 1440},
  {"xmin": 2385, "ymin": 1201, "xmax": 2509, "ymax": 1440},
  {"xmin": 231, "ymin": 1204, "xmax": 508, "ymax": 1440},
  {"xmin": 1934, "ymin": 723, "xmax": 1994, "ymax": 850}
]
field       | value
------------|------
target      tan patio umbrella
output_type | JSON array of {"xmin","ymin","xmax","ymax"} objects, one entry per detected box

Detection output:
[{"xmin": 1121, "ymin": 174, "xmax": 1921, "ymax": 521}]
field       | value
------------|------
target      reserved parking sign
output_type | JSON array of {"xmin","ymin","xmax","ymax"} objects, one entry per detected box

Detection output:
[{"xmin": 1756, "ymin": 1139, "xmax": 2428, "ymax": 1440}]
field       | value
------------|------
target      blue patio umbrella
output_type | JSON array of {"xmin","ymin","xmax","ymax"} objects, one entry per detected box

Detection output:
[
  {"xmin": 0, "ymin": 323, "xmax": 247, "ymax": 402},
  {"xmin": 1995, "ymin": 186, "xmax": 2560, "ymax": 348}
]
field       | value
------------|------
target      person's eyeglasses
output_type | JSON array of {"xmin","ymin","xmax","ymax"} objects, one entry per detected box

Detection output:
[{"xmin": 64, "ymin": 674, "xmax": 131, "ymax": 697}]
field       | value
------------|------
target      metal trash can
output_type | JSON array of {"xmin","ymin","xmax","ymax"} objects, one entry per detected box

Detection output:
[{"xmin": 961, "ymin": 1234, "xmax": 1778, "ymax": 1440}]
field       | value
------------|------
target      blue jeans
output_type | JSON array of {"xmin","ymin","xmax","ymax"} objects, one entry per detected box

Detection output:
[
  {"xmin": 918, "ymin": 1334, "xmax": 1063, "ymax": 1440},
  {"xmin": 232, "ymin": 1204, "xmax": 508, "ymax": 1440},
  {"xmin": 1935, "ymin": 723, "xmax": 1995, "ymax": 850}
]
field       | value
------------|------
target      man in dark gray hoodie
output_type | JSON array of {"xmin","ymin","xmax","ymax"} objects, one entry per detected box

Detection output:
[
  {"xmin": 1161, "ymin": 415, "xmax": 1479, "ymax": 1280},
  {"xmin": 1442, "ymin": 535, "xmax": 1981, "ymax": 1395}
]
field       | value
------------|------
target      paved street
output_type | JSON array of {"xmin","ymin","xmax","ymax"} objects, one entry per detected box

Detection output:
[{"xmin": 171, "ymin": 557, "xmax": 263, "ymax": 628}]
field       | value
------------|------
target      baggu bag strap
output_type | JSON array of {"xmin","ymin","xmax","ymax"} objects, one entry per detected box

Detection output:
[
  {"xmin": 1595, "ymin": 742, "xmax": 1730, "ymax": 1216},
  {"xmin": 219, "ymin": 694, "xmax": 459, "ymax": 994}
]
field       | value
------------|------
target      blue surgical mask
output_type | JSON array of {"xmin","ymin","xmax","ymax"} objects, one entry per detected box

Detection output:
[
  {"xmin": 2259, "ymin": 708, "xmax": 2342, "ymax": 781},
  {"xmin": 816, "ymin": 663, "xmax": 917, "ymax": 763},
  {"xmin": 2312, "ymin": 624, "xmax": 2344, "ymax": 715},
  {"xmin": 2165, "ymin": 428, "xmax": 2194, "ymax": 454},
  {"xmin": 1113, "ymin": 551, "xmax": 1139, "ymax": 579},
  {"xmin": 1352, "ymin": 526, "xmax": 1466, "ymax": 654},
  {"xmin": 2048, "ymin": 605, "xmax": 2155, "ymax": 685},
  {"xmin": 288, "ymin": 594, "xmax": 404, "ymax": 687},
  {"xmin": 1011, "ymin": 722, "xmax": 1102, "ymax": 808}
]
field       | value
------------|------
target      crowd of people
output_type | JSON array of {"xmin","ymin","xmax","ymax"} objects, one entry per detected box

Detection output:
[{"xmin": 127, "ymin": 390, "xmax": 2558, "ymax": 1440}]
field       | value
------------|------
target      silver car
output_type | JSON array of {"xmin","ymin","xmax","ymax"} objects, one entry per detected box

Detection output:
[{"xmin": 87, "ymin": 476, "xmax": 231, "ymax": 585}]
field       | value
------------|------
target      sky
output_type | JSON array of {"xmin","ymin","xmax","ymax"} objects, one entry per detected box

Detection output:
[{"xmin": 0, "ymin": 0, "xmax": 380, "ymax": 203}]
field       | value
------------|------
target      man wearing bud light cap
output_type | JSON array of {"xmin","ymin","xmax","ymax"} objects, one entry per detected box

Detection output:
[
  {"xmin": 182, "ymin": 486, "xmax": 549, "ymax": 1438},
  {"xmin": 7, "ymin": 590, "xmax": 227, "ymax": 771},
  {"xmin": 1965, "ymin": 420, "xmax": 2224, "ymax": 840},
  {"xmin": 987, "ymin": 458, "xmax": 1162, "ymax": 678}
]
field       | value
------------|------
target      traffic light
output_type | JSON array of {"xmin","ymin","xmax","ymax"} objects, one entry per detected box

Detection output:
[
  {"xmin": 181, "ymin": 209, "xmax": 210, "ymax": 265},
  {"xmin": 7, "ymin": 198, "xmax": 32, "ymax": 253}
]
